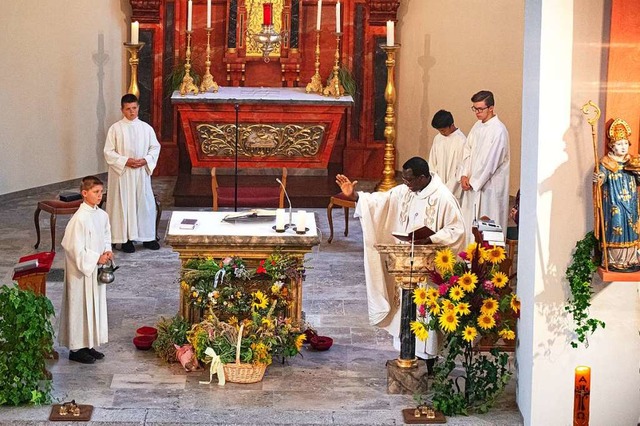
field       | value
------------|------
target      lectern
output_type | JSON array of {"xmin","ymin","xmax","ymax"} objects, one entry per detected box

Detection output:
[{"xmin": 375, "ymin": 243, "xmax": 443, "ymax": 394}]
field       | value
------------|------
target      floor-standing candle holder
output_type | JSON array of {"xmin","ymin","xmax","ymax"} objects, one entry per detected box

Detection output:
[
  {"xmin": 376, "ymin": 44, "xmax": 400, "ymax": 192},
  {"xmin": 199, "ymin": 27, "xmax": 219, "ymax": 93},
  {"xmin": 123, "ymin": 42, "xmax": 145, "ymax": 98},
  {"xmin": 180, "ymin": 30, "xmax": 199, "ymax": 96},
  {"xmin": 322, "ymin": 32, "xmax": 344, "ymax": 98},
  {"xmin": 305, "ymin": 30, "xmax": 323, "ymax": 94}
]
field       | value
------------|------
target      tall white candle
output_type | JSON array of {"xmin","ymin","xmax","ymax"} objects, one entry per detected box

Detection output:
[
  {"xmin": 207, "ymin": 0, "xmax": 212, "ymax": 28},
  {"xmin": 187, "ymin": 0, "xmax": 193, "ymax": 32},
  {"xmin": 336, "ymin": 1, "xmax": 340, "ymax": 33},
  {"xmin": 275, "ymin": 209, "xmax": 286, "ymax": 231},
  {"xmin": 131, "ymin": 21, "xmax": 139, "ymax": 45},
  {"xmin": 295, "ymin": 210, "xmax": 307, "ymax": 232},
  {"xmin": 386, "ymin": 20, "xmax": 394, "ymax": 46},
  {"xmin": 316, "ymin": 0, "xmax": 322, "ymax": 31}
]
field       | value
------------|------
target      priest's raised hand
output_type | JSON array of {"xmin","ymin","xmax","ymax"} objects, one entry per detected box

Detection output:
[{"xmin": 335, "ymin": 174, "xmax": 358, "ymax": 201}]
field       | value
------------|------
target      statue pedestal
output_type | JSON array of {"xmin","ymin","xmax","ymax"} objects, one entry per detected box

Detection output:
[
  {"xmin": 386, "ymin": 358, "xmax": 429, "ymax": 395},
  {"xmin": 374, "ymin": 244, "xmax": 443, "ymax": 374}
]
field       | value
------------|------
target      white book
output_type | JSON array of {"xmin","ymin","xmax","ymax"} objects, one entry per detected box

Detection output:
[
  {"xmin": 485, "ymin": 240, "xmax": 506, "ymax": 247},
  {"xmin": 179, "ymin": 218, "xmax": 198, "ymax": 230},
  {"xmin": 14, "ymin": 259, "xmax": 39, "ymax": 272},
  {"xmin": 483, "ymin": 230, "xmax": 505, "ymax": 242},
  {"xmin": 478, "ymin": 220, "xmax": 503, "ymax": 232}
]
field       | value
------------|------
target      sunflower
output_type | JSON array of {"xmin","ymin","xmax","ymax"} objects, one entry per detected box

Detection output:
[
  {"xmin": 439, "ymin": 310, "xmax": 459, "ymax": 333},
  {"xmin": 499, "ymin": 328, "xmax": 516, "ymax": 340},
  {"xmin": 271, "ymin": 283, "xmax": 281, "ymax": 294},
  {"xmin": 462, "ymin": 326, "xmax": 478, "ymax": 342},
  {"xmin": 434, "ymin": 248, "xmax": 456, "ymax": 272},
  {"xmin": 480, "ymin": 298, "xmax": 499, "ymax": 316},
  {"xmin": 492, "ymin": 271, "xmax": 509, "ymax": 288},
  {"xmin": 465, "ymin": 242, "xmax": 481, "ymax": 260},
  {"xmin": 441, "ymin": 299, "xmax": 456, "ymax": 312},
  {"xmin": 458, "ymin": 272, "xmax": 478, "ymax": 292},
  {"xmin": 455, "ymin": 302, "xmax": 471, "ymax": 316},
  {"xmin": 511, "ymin": 294, "xmax": 521, "ymax": 314},
  {"xmin": 251, "ymin": 290, "xmax": 269, "ymax": 310},
  {"xmin": 413, "ymin": 287, "xmax": 429, "ymax": 305},
  {"xmin": 486, "ymin": 245, "xmax": 506, "ymax": 264},
  {"xmin": 261, "ymin": 318, "xmax": 274, "ymax": 330},
  {"xmin": 426, "ymin": 287, "xmax": 440, "ymax": 301},
  {"xmin": 477, "ymin": 313, "xmax": 496, "ymax": 330},
  {"xmin": 448, "ymin": 285, "xmax": 465, "ymax": 301},
  {"xmin": 295, "ymin": 334, "xmax": 306, "ymax": 350},
  {"xmin": 411, "ymin": 321, "xmax": 430, "ymax": 341},
  {"xmin": 427, "ymin": 300, "xmax": 441, "ymax": 316}
]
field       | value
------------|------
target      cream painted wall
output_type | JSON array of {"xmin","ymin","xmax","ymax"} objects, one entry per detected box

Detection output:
[
  {"xmin": 395, "ymin": 0, "xmax": 524, "ymax": 196},
  {"xmin": 518, "ymin": 1, "xmax": 640, "ymax": 425},
  {"xmin": 0, "ymin": 1, "xmax": 130, "ymax": 195}
]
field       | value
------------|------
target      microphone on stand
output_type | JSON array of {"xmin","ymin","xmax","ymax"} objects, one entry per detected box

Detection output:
[{"xmin": 276, "ymin": 178, "xmax": 292, "ymax": 227}]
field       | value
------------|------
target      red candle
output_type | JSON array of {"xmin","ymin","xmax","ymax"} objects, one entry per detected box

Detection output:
[
  {"xmin": 573, "ymin": 366, "xmax": 591, "ymax": 426},
  {"xmin": 263, "ymin": 3, "xmax": 273, "ymax": 26}
]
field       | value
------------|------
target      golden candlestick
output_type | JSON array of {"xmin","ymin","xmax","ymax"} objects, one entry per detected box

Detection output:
[
  {"xmin": 123, "ymin": 42, "xmax": 145, "ymax": 99},
  {"xmin": 376, "ymin": 44, "xmax": 400, "ymax": 192},
  {"xmin": 180, "ymin": 31, "xmax": 199, "ymax": 96},
  {"xmin": 305, "ymin": 30, "xmax": 323, "ymax": 94},
  {"xmin": 323, "ymin": 32, "xmax": 344, "ymax": 98},
  {"xmin": 200, "ymin": 27, "xmax": 219, "ymax": 93}
]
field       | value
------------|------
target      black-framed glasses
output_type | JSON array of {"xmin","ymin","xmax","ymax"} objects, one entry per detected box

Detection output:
[
  {"xmin": 402, "ymin": 175, "xmax": 423, "ymax": 184},
  {"xmin": 471, "ymin": 106, "xmax": 490, "ymax": 113}
]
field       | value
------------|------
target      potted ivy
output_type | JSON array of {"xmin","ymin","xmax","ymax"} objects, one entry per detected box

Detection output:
[{"xmin": 0, "ymin": 284, "xmax": 55, "ymax": 405}]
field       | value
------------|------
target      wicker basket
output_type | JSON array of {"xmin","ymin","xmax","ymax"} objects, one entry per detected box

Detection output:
[{"xmin": 223, "ymin": 324, "xmax": 267, "ymax": 384}]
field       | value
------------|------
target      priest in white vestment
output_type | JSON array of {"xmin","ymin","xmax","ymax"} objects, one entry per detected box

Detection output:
[
  {"xmin": 336, "ymin": 157, "xmax": 465, "ymax": 360},
  {"xmin": 59, "ymin": 176, "xmax": 113, "ymax": 364},
  {"xmin": 429, "ymin": 109, "xmax": 467, "ymax": 202},
  {"xmin": 460, "ymin": 90, "xmax": 510, "ymax": 242},
  {"xmin": 104, "ymin": 94, "xmax": 161, "ymax": 253}
]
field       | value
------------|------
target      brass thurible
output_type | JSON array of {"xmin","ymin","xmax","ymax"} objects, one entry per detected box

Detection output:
[
  {"xmin": 322, "ymin": 32, "xmax": 344, "ymax": 98},
  {"xmin": 376, "ymin": 44, "xmax": 400, "ymax": 192},
  {"xmin": 124, "ymin": 42, "xmax": 145, "ymax": 99},
  {"xmin": 180, "ymin": 30, "xmax": 200, "ymax": 96},
  {"xmin": 200, "ymin": 27, "xmax": 219, "ymax": 93},
  {"xmin": 305, "ymin": 30, "xmax": 323, "ymax": 94}
]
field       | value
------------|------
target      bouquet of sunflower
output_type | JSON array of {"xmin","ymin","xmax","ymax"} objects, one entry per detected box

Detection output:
[{"xmin": 411, "ymin": 243, "xmax": 521, "ymax": 416}]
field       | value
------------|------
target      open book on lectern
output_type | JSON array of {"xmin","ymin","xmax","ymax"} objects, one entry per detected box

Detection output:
[
  {"xmin": 391, "ymin": 225, "xmax": 435, "ymax": 242},
  {"xmin": 222, "ymin": 209, "xmax": 277, "ymax": 223}
]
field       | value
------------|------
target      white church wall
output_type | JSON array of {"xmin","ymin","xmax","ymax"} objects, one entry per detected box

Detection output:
[
  {"xmin": 395, "ymin": 0, "xmax": 524, "ymax": 196},
  {"xmin": 0, "ymin": 1, "xmax": 129, "ymax": 195},
  {"xmin": 519, "ymin": 0, "xmax": 640, "ymax": 425}
]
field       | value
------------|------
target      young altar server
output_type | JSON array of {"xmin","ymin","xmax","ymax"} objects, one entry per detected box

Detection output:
[
  {"xmin": 429, "ymin": 109, "xmax": 467, "ymax": 203},
  {"xmin": 59, "ymin": 176, "xmax": 113, "ymax": 364},
  {"xmin": 104, "ymin": 94, "xmax": 161, "ymax": 253},
  {"xmin": 459, "ymin": 90, "xmax": 510, "ymax": 242},
  {"xmin": 335, "ymin": 157, "xmax": 465, "ymax": 365}
]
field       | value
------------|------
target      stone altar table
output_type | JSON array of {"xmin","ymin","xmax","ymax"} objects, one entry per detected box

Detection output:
[{"xmin": 164, "ymin": 211, "xmax": 320, "ymax": 322}]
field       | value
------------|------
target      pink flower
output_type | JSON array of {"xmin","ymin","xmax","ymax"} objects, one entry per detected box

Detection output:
[
  {"xmin": 458, "ymin": 251, "xmax": 468, "ymax": 260},
  {"xmin": 222, "ymin": 257, "xmax": 233, "ymax": 265},
  {"xmin": 449, "ymin": 275, "xmax": 459, "ymax": 285},
  {"xmin": 483, "ymin": 280, "xmax": 494, "ymax": 292},
  {"xmin": 439, "ymin": 284, "xmax": 449, "ymax": 295},
  {"xmin": 418, "ymin": 304, "xmax": 426, "ymax": 317}
]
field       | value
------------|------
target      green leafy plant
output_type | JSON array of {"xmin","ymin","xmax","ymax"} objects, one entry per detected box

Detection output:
[
  {"xmin": 152, "ymin": 315, "xmax": 191, "ymax": 363},
  {"xmin": 326, "ymin": 66, "xmax": 357, "ymax": 97},
  {"xmin": 564, "ymin": 231, "xmax": 606, "ymax": 348},
  {"xmin": 0, "ymin": 284, "xmax": 55, "ymax": 405}
]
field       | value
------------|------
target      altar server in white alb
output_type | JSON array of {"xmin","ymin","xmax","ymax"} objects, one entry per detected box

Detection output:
[
  {"xmin": 429, "ymin": 109, "xmax": 467, "ymax": 203},
  {"xmin": 104, "ymin": 94, "xmax": 161, "ymax": 253},
  {"xmin": 459, "ymin": 90, "xmax": 510, "ymax": 241},
  {"xmin": 59, "ymin": 176, "xmax": 113, "ymax": 364},
  {"xmin": 335, "ymin": 157, "xmax": 465, "ymax": 363}
]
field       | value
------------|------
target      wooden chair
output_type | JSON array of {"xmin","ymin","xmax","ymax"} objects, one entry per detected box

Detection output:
[
  {"xmin": 34, "ymin": 199, "xmax": 84, "ymax": 252},
  {"xmin": 211, "ymin": 167, "xmax": 287, "ymax": 210},
  {"xmin": 327, "ymin": 193, "xmax": 357, "ymax": 243}
]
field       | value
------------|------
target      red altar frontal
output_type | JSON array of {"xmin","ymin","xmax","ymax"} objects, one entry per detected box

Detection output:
[{"xmin": 172, "ymin": 87, "xmax": 353, "ymax": 169}]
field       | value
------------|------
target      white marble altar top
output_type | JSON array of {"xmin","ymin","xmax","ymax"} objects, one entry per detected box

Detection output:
[
  {"xmin": 171, "ymin": 87, "xmax": 354, "ymax": 106},
  {"xmin": 165, "ymin": 210, "xmax": 318, "ymax": 242}
]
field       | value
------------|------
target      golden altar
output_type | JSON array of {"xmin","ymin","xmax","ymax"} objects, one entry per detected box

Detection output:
[{"xmin": 164, "ymin": 211, "xmax": 320, "ymax": 322}]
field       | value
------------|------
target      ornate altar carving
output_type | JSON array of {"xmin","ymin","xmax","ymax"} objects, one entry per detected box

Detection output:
[
  {"xmin": 197, "ymin": 123, "xmax": 324, "ymax": 157},
  {"xmin": 130, "ymin": 0, "xmax": 162, "ymax": 23},
  {"xmin": 368, "ymin": 0, "xmax": 401, "ymax": 25}
]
